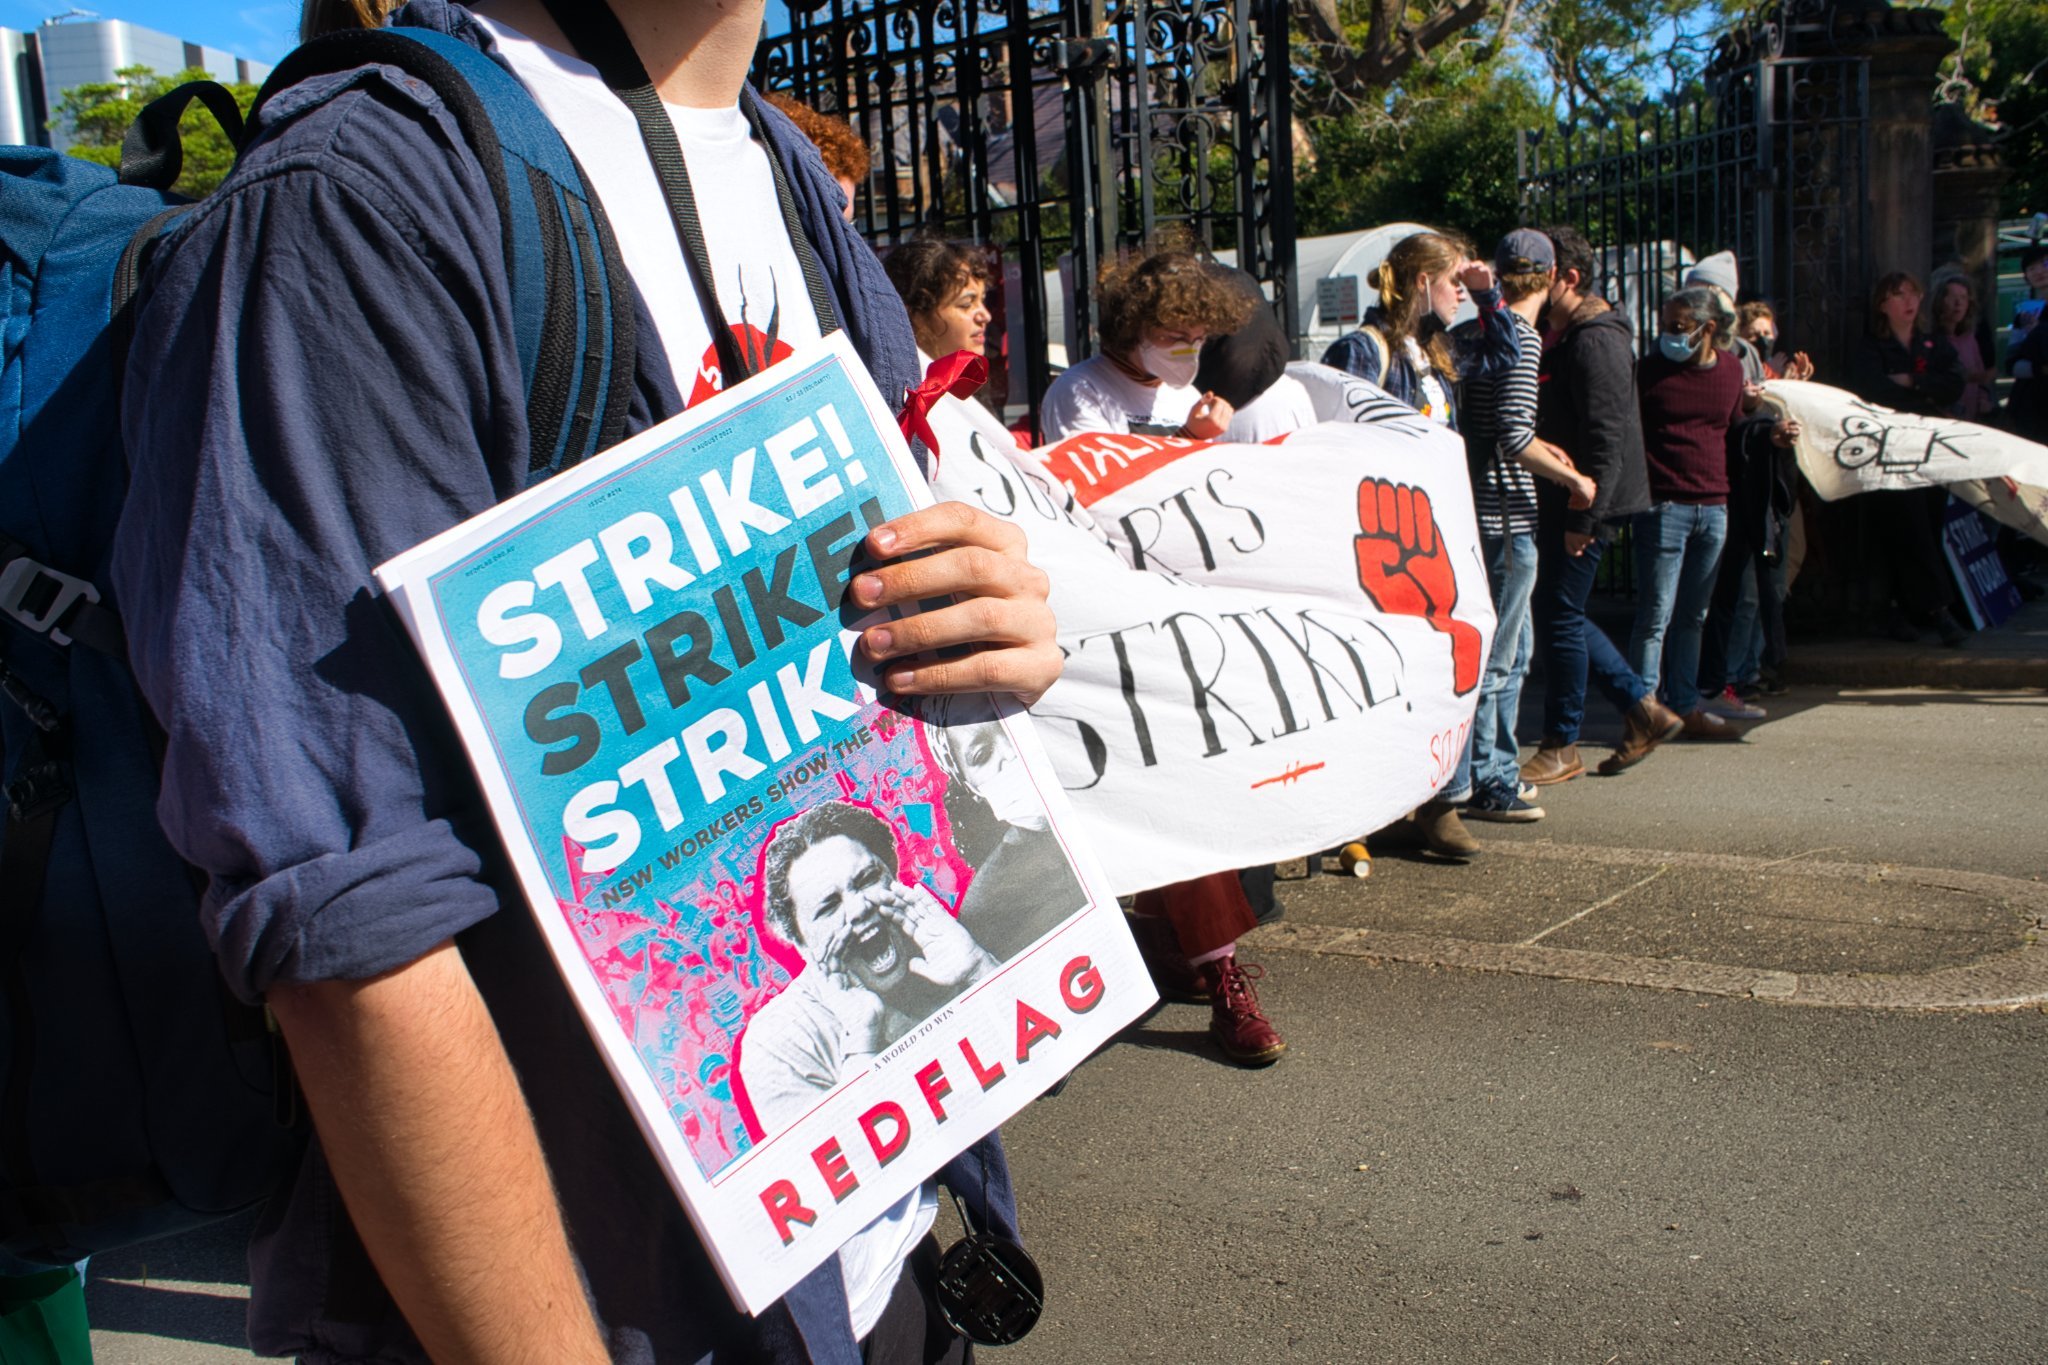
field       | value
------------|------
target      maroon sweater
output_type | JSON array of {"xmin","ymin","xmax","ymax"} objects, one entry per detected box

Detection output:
[{"xmin": 1637, "ymin": 350, "xmax": 1745, "ymax": 504}]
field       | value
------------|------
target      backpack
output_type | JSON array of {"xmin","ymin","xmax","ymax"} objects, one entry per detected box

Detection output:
[{"xmin": 0, "ymin": 26, "xmax": 633, "ymax": 1272}]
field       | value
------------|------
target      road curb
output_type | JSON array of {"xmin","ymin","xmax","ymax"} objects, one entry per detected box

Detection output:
[
  {"xmin": 1252, "ymin": 842, "xmax": 2048, "ymax": 1011},
  {"xmin": 1781, "ymin": 647, "xmax": 2048, "ymax": 690}
]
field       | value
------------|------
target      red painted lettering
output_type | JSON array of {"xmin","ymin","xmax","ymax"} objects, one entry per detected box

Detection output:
[
  {"xmin": 1015, "ymin": 999, "xmax": 1063, "ymax": 1061},
  {"xmin": 860, "ymin": 1100, "xmax": 911, "ymax": 1166},
  {"xmin": 812, "ymin": 1138, "xmax": 858, "ymax": 1202},
  {"xmin": 959, "ymin": 1036, "xmax": 1007, "ymax": 1090},
  {"xmin": 761, "ymin": 1180, "xmax": 817, "ymax": 1245},
  {"xmin": 1060, "ymin": 955, "xmax": 1105, "ymax": 1013},
  {"xmin": 916, "ymin": 1059, "xmax": 954, "ymax": 1121}
]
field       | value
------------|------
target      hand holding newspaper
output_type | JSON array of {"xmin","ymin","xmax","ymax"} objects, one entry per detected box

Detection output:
[{"xmin": 374, "ymin": 332, "xmax": 1151, "ymax": 1314}]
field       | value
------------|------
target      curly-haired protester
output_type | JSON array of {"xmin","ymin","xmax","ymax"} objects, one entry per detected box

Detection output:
[
  {"xmin": 765, "ymin": 92, "xmax": 870, "ymax": 222},
  {"xmin": 884, "ymin": 237, "xmax": 993, "ymax": 359},
  {"xmin": 1040, "ymin": 249, "xmax": 1254, "ymax": 441}
]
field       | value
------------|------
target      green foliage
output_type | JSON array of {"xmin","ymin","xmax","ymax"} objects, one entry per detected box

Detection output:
[
  {"xmin": 1937, "ymin": 0, "xmax": 2048, "ymax": 215},
  {"xmin": 1295, "ymin": 62, "xmax": 1549, "ymax": 247},
  {"xmin": 54, "ymin": 65, "xmax": 256, "ymax": 199}
]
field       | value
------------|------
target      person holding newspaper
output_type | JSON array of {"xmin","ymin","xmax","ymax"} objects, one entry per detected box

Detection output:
[{"xmin": 112, "ymin": 1, "xmax": 1064, "ymax": 1361}]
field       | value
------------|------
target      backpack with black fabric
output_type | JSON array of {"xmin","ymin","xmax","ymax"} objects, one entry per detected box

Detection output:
[{"xmin": 0, "ymin": 27, "xmax": 633, "ymax": 1271}]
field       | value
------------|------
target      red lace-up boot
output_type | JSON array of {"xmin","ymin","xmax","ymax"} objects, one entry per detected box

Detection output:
[{"xmin": 1209, "ymin": 956, "xmax": 1286, "ymax": 1066}]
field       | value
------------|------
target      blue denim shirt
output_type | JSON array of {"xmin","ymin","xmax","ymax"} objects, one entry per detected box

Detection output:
[{"xmin": 113, "ymin": 4, "xmax": 1005, "ymax": 1360}]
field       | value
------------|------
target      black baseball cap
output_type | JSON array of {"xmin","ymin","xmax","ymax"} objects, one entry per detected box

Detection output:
[{"xmin": 1495, "ymin": 229, "xmax": 1556, "ymax": 275}]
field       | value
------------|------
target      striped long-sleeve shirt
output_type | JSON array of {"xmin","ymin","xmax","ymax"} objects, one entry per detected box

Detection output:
[{"xmin": 1459, "ymin": 310, "xmax": 1543, "ymax": 537}]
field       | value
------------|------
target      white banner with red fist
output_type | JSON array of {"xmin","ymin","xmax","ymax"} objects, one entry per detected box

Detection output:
[
  {"xmin": 921, "ymin": 364, "xmax": 1494, "ymax": 895},
  {"xmin": 1766, "ymin": 379, "xmax": 2048, "ymax": 545}
]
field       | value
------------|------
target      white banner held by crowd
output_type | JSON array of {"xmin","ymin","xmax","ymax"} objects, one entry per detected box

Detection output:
[
  {"xmin": 1766, "ymin": 378, "xmax": 2048, "ymax": 545},
  {"xmin": 924, "ymin": 361, "xmax": 1495, "ymax": 895}
]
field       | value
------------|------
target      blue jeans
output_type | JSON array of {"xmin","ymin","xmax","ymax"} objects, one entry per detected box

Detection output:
[
  {"xmin": 1533, "ymin": 519, "xmax": 1651, "ymax": 745},
  {"xmin": 1628, "ymin": 502, "xmax": 1728, "ymax": 716},
  {"xmin": 1469, "ymin": 530, "xmax": 1538, "ymax": 794}
]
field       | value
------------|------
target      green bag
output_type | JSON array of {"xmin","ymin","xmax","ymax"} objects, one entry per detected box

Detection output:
[{"xmin": 0, "ymin": 1267, "xmax": 92, "ymax": 1365}]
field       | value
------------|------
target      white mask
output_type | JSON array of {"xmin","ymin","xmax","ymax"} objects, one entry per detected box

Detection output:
[{"xmin": 1139, "ymin": 340, "xmax": 1201, "ymax": 388}]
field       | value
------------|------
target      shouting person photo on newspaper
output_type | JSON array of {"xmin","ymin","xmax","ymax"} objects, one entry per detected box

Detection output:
[{"xmin": 739, "ymin": 801, "xmax": 1000, "ymax": 1130}]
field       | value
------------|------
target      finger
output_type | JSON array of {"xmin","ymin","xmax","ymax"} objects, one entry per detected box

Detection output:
[
  {"xmin": 865, "ymin": 501, "xmax": 1026, "ymax": 562},
  {"xmin": 1377, "ymin": 481, "xmax": 1398, "ymax": 539},
  {"xmin": 1413, "ymin": 487, "xmax": 1435, "ymax": 555},
  {"xmin": 863, "ymin": 592, "xmax": 1055, "ymax": 662},
  {"xmin": 881, "ymin": 641, "xmax": 1064, "ymax": 702},
  {"xmin": 852, "ymin": 542, "xmax": 1049, "ymax": 612},
  {"xmin": 1395, "ymin": 483, "xmax": 1416, "ymax": 549},
  {"xmin": 1357, "ymin": 480, "xmax": 1381, "ymax": 535}
]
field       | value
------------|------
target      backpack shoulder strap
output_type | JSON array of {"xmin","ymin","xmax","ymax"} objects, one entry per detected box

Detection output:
[
  {"xmin": 1362, "ymin": 324, "xmax": 1390, "ymax": 388},
  {"xmin": 253, "ymin": 28, "xmax": 635, "ymax": 479}
]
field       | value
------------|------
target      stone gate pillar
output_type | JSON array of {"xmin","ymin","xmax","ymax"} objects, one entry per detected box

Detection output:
[
  {"xmin": 1831, "ymin": 2, "xmax": 1955, "ymax": 284},
  {"xmin": 1932, "ymin": 101, "xmax": 2013, "ymax": 316}
]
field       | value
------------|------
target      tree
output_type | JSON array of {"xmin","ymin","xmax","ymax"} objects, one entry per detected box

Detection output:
[
  {"xmin": 53, "ymin": 65, "xmax": 256, "ymax": 199},
  {"xmin": 1295, "ymin": 58, "xmax": 1550, "ymax": 246},
  {"xmin": 1936, "ymin": 0, "xmax": 2048, "ymax": 215},
  {"xmin": 1291, "ymin": 0, "xmax": 1527, "ymax": 117}
]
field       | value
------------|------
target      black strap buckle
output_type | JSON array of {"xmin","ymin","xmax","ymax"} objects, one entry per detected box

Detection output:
[
  {"xmin": 0, "ymin": 554, "xmax": 102, "ymax": 648},
  {"xmin": 6, "ymin": 760, "xmax": 71, "ymax": 824}
]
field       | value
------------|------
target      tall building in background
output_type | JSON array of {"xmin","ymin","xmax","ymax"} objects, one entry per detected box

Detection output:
[{"xmin": 0, "ymin": 12, "xmax": 275, "ymax": 150}]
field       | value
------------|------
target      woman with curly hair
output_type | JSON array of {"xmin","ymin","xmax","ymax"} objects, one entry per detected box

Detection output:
[
  {"xmin": 1040, "ymin": 249, "xmax": 1254, "ymax": 441},
  {"xmin": 883, "ymin": 238, "xmax": 992, "ymax": 359},
  {"xmin": 1321, "ymin": 230, "xmax": 1512, "ymax": 430}
]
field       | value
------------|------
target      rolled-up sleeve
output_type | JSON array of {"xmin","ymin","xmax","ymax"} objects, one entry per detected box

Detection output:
[{"xmin": 114, "ymin": 91, "xmax": 531, "ymax": 1000}]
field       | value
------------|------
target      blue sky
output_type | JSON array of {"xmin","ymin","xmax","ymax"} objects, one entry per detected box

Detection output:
[
  {"xmin": 0, "ymin": 2, "xmax": 797, "ymax": 66},
  {"xmin": 0, "ymin": 1, "xmax": 302, "ymax": 62}
]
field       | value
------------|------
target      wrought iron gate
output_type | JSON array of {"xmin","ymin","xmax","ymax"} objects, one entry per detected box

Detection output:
[
  {"xmin": 1517, "ymin": 54, "xmax": 1870, "ymax": 377},
  {"xmin": 753, "ymin": 0, "xmax": 1296, "ymax": 432}
]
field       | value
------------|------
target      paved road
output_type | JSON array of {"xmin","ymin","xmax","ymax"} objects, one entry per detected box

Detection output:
[
  {"xmin": 85, "ymin": 686, "xmax": 2048, "ymax": 1361},
  {"xmin": 1000, "ymin": 960, "xmax": 2048, "ymax": 1364}
]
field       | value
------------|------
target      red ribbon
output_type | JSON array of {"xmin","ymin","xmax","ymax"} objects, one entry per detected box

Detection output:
[{"xmin": 898, "ymin": 350, "xmax": 988, "ymax": 465}]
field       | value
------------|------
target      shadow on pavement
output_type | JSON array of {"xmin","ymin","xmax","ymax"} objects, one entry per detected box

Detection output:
[{"xmin": 82, "ymin": 1279, "xmax": 248, "ymax": 1349}]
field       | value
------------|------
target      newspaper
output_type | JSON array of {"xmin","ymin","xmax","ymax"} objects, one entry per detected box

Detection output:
[{"xmin": 375, "ymin": 332, "xmax": 1150, "ymax": 1313}]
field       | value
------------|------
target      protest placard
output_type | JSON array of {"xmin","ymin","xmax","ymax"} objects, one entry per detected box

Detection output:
[
  {"xmin": 374, "ymin": 332, "xmax": 1150, "ymax": 1314},
  {"xmin": 1765, "ymin": 379, "xmax": 2048, "ymax": 547},
  {"xmin": 922, "ymin": 361, "xmax": 1495, "ymax": 894}
]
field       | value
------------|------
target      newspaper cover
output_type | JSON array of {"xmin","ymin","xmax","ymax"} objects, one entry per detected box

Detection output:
[{"xmin": 374, "ymin": 332, "xmax": 1152, "ymax": 1313}]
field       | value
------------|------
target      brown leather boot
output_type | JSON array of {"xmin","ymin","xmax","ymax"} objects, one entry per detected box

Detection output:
[
  {"xmin": 1414, "ymin": 799, "xmax": 1482, "ymax": 858},
  {"xmin": 1596, "ymin": 696, "xmax": 1686, "ymax": 774},
  {"xmin": 1520, "ymin": 742, "xmax": 1584, "ymax": 786}
]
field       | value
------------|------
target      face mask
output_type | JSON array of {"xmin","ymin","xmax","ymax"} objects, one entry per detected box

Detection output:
[
  {"xmin": 1139, "ymin": 341, "xmax": 1201, "ymax": 388},
  {"xmin": 1657, "ymin": 328, "xmax": 1703, "ymax": 364}
]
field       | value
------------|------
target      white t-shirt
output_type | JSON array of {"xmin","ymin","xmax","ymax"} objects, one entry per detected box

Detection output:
[
  {"xmin": 1403, "ymin": 337, "xmax": 1452, "ymax": 426},
  {"xmin": 481, "ymin": 19, "xmax": 929, "ymax": 1340},
  {"xmin": 1040, "ymin": 354, "xmax": 1200, "ymax": 440},
  {"xmin": 481, "ymin": 17, "xmax": 823, "ymax": 401},
  {"xmin": 1224, "ymin": 373, "xmax": 1318, "ymax": 442}
]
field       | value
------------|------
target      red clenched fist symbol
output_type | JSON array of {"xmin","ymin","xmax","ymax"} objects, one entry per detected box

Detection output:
[{"xmin": 1354, "ymin": 478, "xmax": 1482, "ymax": 695}]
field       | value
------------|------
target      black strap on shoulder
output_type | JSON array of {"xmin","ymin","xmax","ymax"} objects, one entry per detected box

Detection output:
[
  {"xmin": 120, "ymin": 81, "xmax": 247, "ymax": 192},
  {"xmin": 535, "ymin": 0, "xmax": 837, "ymax": 388}
]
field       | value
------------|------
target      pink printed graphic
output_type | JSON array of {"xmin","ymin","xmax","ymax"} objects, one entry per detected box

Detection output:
[{"xmin": 551, "ymin": 701, "xmax": 977, "ymax": 1179}]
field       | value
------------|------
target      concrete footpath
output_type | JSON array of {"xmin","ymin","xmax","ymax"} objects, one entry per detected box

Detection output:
[
  {"xmin": 1249, "ymin": 680, "xmax": 2048, "ymax": 1012},
  {"xmin": 1779, "ymin": 593, "xmax": 2048, "ymax": 690}
]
